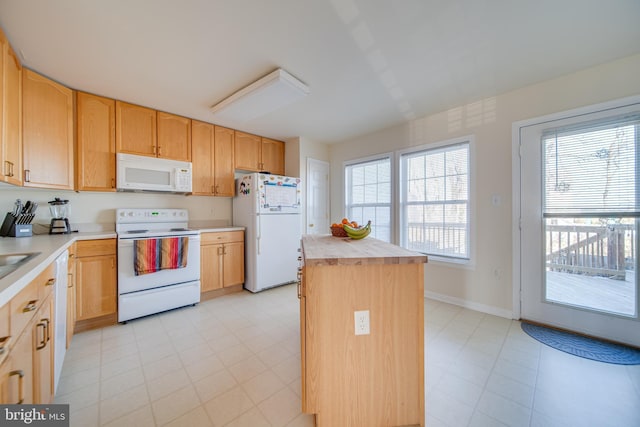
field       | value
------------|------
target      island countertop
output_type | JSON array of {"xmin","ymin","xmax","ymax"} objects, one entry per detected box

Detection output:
[{"xmin": 301, "ymin": 234, "xmax": 428, "ymax": 266}]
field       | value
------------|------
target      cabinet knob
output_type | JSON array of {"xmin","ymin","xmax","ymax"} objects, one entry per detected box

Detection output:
[{"xmin": 46, "ymin": 278, "xmax": 55, "ymax": 286}]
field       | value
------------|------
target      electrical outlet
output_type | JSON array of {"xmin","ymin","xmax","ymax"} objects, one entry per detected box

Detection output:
[{"xmin": 354, "ymin": 310, "xmax": 370, "ymax": 335}]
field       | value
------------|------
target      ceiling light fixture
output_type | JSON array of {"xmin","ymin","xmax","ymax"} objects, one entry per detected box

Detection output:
[{"xmin": 210, "ymin": 68, "xmax": 310, "ymax": 122}]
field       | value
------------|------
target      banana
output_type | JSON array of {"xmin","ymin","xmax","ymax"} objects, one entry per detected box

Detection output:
[{"xmin": 343, "ymin": 221, "xmax": 372, "ymax": 239}]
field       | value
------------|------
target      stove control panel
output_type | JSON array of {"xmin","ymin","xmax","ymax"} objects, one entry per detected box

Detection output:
[{"xmin": 116, "ymin": 209, "xmax": 189, "ymax": 224}]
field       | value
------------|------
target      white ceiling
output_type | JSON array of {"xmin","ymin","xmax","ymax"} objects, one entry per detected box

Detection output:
[{"xmin": 1, "ymin": 0, "xmax": 639, "ymax": 144}]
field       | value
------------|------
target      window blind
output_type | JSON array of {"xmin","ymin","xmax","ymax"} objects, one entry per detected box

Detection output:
[
  {"xmin": 542, "ymin": 116, "xmax": 639, "ymax": 217},
  {"xmin": 345, "ymin": 157, "xmax": 392, "ymax": 241},
  {"xmin": 401, "ymin": 142, "xmax": 470, "ymax": 259}
]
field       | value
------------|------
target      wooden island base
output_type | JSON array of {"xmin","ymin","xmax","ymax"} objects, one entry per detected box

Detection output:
[{"xmin": 300, "ymin": 235, "xmax": 427, "ymax": 427}]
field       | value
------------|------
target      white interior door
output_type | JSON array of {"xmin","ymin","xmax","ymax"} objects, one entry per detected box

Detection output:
[
  {"xmin": 306, "ymin": 158, "xmax": 330, "ymax": 234},
  {"xmin": 518, "ymin": 99, "xmax": 640, "ymax": 347}
]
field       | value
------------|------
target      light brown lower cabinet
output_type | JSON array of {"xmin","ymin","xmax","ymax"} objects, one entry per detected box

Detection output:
[
  {"xmin": 0, "ymin": 262, "xmax": 56, "ymax": 405},
  {"xmin": 200, "ymin": 231, "xmax": 244, "ymax": 297},
  {"xmin": 300, "ymin": 235, "xmax": 426, "ymax": 427},
  {"xmin": 2, "ymin": 324, "xmax": 33, "ymax": 404},
  {"xmin": 75, "ymin": 239, "xmax": 117, "ymax": 331},
  {"xmin": 33, "ymin": 295, "xmax": 54, "ymax": 404}
]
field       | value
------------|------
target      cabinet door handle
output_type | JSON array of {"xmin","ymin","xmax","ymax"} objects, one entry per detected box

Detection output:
[
  {"xmin": 43, "ymin": 318, "xmax": 51, "ymax": 343},
  {"xmin": 23, "ymin": 300, "xmax": 38, "ymax": 312},
  {"xmin": 217, "ymin": 246, "xmax": 223, "ymax": 256},
  {"xmin": 24, "ymin": 169, "xmax": 30, "ymax": 182},
  {"xmin": 3, "ymin": 161, "xmax": 9, "ymax": 177},
  {"xmin": 111, "ymin": 178, "xmax": 116, "ymax": 188},
  {"xmin": 297, "ymin": 269, "xmax": 303, "ymax": 299},
  {"xmin": 9, "ymin": 370, "xmax": 24, "ymax": 404},
  {"xmin": 9, "ymin": 161, "xmax": 14, "ymax": 177},
  {"xmin": 36, "ymin": 322, "xmax": 47, "ymax": 350},
  {"xmin": 0, "ymin": 335, "xmax": 10, "ymax": 354},
  {"xmin": 68, "ymin": 273, "xmax": 73, "ymax": 287},
  {"xmin": 152, "ymin": 145, "xmax": 157, "ymax": 155},
  {"xmin": 46, "ymin": 278, "xmax": 55, "ymax": 286},
  {"xmin": 157, "ymin": 145, "xmax": 162, "ymax": 156}
]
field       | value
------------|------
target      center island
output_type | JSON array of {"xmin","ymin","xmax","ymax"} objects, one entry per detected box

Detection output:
[{"xmin": 299, "ymin": 234, "xmax": 427, "ymax": 427}]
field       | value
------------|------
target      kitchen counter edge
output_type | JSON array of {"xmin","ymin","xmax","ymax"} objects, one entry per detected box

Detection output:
[
  {"xmin": 0, "ymin": 231, "xmax": 117, "ymax": 307},
  {"xmin": 192, "ymin": 226, "xmax": 245, "ymax": 233},
  {"xmin": 301, "ymin": 234, "xmax": 428, "ymax": 266}
]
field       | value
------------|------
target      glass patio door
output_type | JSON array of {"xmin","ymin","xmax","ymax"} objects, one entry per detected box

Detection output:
[{"xmin": 519, "ymin": 102, "xmax": 640, "ymax": 347}]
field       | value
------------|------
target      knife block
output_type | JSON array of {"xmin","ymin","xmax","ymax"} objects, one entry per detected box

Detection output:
[
  {"xmin": 0, "ymin": 212, "xmax": 35, "ymax": 237},
  {"xmin": 9, "ymin": 223, "xmax": 32, "ymax": 237}
]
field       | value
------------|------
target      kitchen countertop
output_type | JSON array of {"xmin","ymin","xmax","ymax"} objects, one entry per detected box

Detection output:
[
  {"xmin": 0, "ymin": 231, "xmax": 117, "ymax": 307},
  {"xmin": 301, "ymin": 234, "xmax": 428, "ymax": 266},
  {"xmin": 191, "ymin": 226, "xmax": 244, "ymax": 233},
  {"xmin": 0, "ymin": 226, "xmax": 246, "ymax": 307}
]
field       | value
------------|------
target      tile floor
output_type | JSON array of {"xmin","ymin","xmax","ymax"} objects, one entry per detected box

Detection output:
[{"xmin": 54, "ymin": 284, "xmax": 640, "ymax": 427}]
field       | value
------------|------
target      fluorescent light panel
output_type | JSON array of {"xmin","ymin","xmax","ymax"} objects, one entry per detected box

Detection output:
[{"xmin": 210, "ymin": 69, "xmax": 309, "ymax": 122}]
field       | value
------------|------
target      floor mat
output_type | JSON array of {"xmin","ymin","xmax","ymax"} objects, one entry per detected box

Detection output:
[{"xmin": 521, "ymin": 322, "xmax": 640, "ymax": 365}]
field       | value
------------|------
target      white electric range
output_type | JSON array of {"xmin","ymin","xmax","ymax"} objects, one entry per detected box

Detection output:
[{"xmin": 115, "ymin": 208, "xmax": 201, "ymax": 322}]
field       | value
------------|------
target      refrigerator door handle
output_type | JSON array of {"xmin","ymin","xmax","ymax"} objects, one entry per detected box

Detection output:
[{"xmin": 256, "ymin": 213, "xmax": 261, "ymax": 255}]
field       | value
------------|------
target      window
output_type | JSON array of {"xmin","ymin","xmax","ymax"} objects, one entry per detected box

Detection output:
[
  {"xmin": 400, "ymin": 139, "xmax": 471, "ymax": 260},
  {"xmin": 345, "ymin": 156, "xmax": 392, "ymax": 242}
]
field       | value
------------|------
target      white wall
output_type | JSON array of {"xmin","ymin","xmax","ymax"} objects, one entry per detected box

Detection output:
[
  {"xmin": 329, "ymin": 53, "xmax": 640, "ymax": 317},
  {"xmin": 284, "ymin": 137, "xmax": 330, "ymax": 233},
  {"xmin": 0, "ymin": 186, "xmax": 232, "ymax": 232}
]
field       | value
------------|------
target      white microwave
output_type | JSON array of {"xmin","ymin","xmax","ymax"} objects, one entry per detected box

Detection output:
[{"xmin": 116, "ymin": 153, "xmax": 192, "ymax": 193}]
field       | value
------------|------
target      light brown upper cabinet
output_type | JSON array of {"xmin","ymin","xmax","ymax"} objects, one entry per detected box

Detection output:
[
  {"xmin": 116, "ymin": 101, "xmax": 191, "ymax": 161},
  {"xmin": 261, "ymin": 137, "xmax": 285, "ymax": 176},
  {"xmin": 157, "ymin": 112, "xmax": 191, "ymax": 161},
  {"xmin": 1, "ymin": 30, "xmax": 23, "ymax": 186},
  {"xmin": 191, "ymin": 120, "xmax": 214, "ymax": 195},
  {"xmin": 76, "ymin": 92, "xmax": 116, "ymax": 191},
  {"xmin": 191, "ymin": 121, "xmax": 235, "ymax": 196},
  {"xmin": 234, "ymin": 131, "xmax": 261, "ymax": 171},
  {"xmin": 234, "ymin": 131, "xmax": 285, "ymax": 175},
  {"xmin": 115, "ymin": 101, "xmax": 157, "ymax": 157},
  {"xmin": 22, "ymin": 69, "xmax": 74, "ymax": 190},
  {"xmin": 213, "ymin": 126, "xmax": 235, "ymax": 196}
]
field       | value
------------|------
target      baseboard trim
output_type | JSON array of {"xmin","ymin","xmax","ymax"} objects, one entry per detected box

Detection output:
[
  {"xmin": 74, "ymin": 313, "xmax": 117, "ymax": 333},
  {"xmin": 424, "ymin": 290, "xmax": 514, "ymax": 319},
  {"xmin": 200, "ymin": 284, "xmax": 244, "ymax": 301}
]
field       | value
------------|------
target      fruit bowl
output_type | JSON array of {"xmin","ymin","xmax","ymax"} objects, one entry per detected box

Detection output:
[
  {"xmin": 330, "ymin": 225, "xmax": 348, "ymax": 237},
  {"xmin": 330, "ymin": 219, "xmax": 372, "ymax": 239}
]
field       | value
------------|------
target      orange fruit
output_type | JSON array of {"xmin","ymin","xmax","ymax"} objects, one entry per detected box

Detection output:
[
  {"xmin": 331, "ymin": 223, "xmax": 339, "ymax": 228},
  {"xmin": 351, "ymin": 221, "xmax": 358, "ymax": 228},
  {"xmin": 341, "ymin": 218, "xmax": 350, "ymax": 225}
]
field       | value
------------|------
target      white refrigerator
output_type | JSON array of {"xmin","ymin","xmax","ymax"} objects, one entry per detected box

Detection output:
[{"xmin": 233, "ymin": 173, "xmax": 302, "ymax": 292}]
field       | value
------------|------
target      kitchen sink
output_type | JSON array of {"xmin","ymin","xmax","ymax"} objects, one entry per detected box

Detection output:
[{"xmin": 0, "ymin": 252, "xmax": 40, "ymax": 279}]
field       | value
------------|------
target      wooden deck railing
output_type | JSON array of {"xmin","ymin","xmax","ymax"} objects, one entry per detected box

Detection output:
[
  {"xmin": 406, "ymin": 222, "xmax": 467, "ymax": 256},
  {"xmin": 546, "ymin": 223, "xmax": 635, "ymax": 279}
]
